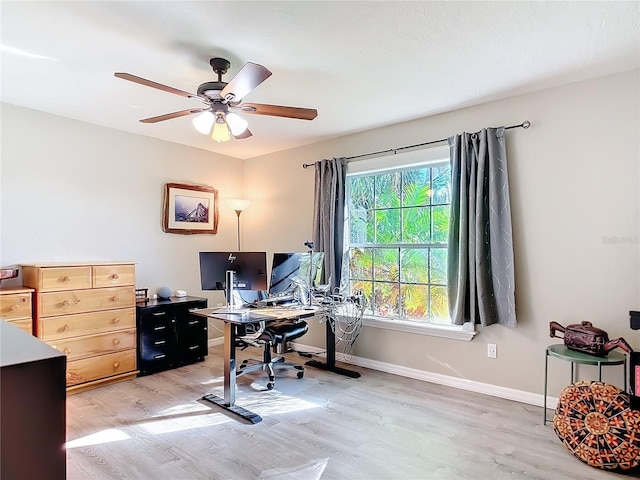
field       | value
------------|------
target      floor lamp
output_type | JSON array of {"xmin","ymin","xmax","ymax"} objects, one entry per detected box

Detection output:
[{"xmin": 226, "ymin": 199, "xmax": 250, "ymax": 251}]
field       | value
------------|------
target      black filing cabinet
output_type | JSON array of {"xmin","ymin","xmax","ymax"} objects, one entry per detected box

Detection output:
[{"xmin": 136, "ymin": 296, "xmax": 208, "ymax": 376}]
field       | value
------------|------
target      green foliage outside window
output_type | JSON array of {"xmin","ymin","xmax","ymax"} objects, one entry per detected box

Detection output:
[{"xmin": 347, "ymin": 163, "xmax": 451, "ymax": 323}]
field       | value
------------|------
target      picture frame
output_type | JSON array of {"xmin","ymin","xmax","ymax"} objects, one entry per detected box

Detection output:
[{"xmin": 162, "ymin": 183, "xmax": 219, "ymax": 234}]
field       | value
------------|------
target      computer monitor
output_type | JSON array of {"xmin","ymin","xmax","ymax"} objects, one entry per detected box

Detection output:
[
  {"xmin": 269, "ymin": 252, "xmax": 324, "ymax": 295},
  {"xmin": 199, "ymin": 252, "xmax": 268, "ymax": 291}
]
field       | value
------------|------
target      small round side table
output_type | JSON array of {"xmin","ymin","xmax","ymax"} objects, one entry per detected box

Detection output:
[{"xmin": 543, "ymin": 344, "xmax": 627, "ymax": 425}]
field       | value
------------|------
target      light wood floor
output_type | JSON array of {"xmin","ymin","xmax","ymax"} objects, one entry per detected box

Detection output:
[{"xmin": 66, "ymin": 345, "xmax": 638, "ymax": 480}]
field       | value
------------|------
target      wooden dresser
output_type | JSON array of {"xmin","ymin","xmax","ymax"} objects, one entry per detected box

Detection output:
[
  {"xmin": 0, "ymin": 287, "xmax": 34, "ymax": 334},
  {"xmin": 23, "ymin": 262, "xmax": 138, "ymax": 394}
]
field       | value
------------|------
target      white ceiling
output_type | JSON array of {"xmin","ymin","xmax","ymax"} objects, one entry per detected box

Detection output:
[{"xmin": 1, "ymin": 1, "xmax": 638, "ymax": 160}]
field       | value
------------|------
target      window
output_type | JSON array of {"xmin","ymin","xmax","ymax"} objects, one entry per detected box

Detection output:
[{"xmin": 343, "ymin": 146, "xmax": 476, "ymax": 339}]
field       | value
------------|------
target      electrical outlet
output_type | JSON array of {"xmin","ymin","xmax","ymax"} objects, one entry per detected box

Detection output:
[{"xmin": 487, "ymin": 343, "xmax": 497, "ymax": 359}]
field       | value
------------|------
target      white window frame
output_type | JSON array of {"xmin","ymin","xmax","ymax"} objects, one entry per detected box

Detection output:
[{"xmin": 345, "ymin": 145, "xmax": 476, "ymax": 341}]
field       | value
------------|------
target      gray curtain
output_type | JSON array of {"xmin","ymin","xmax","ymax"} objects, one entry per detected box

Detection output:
[
  {"xmin": 447, "ymin": 127, "xmax": 516, "ymax": 327},
  {"xmin": 312, "ymin": 157, "xmax": 347, "ymax": 293}
]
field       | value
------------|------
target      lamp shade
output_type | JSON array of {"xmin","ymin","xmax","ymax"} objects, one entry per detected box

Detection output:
[
  {"xmin": 225, "ymin": 112, "xmax": 249, "ymax": 136},
  {"xmin": 211, "ymin": 115, "xmax": 231, "ymax": 143},
  {"xmin": 227, "ymin": 199, "xmax": 251, "ymax": 212},
  {"xmin": 192, "ymin": 111, "xmax": 215, "ymax": 134}
]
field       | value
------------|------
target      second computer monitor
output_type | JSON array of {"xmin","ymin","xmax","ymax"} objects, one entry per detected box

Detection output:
[{"xmin": 269, "ymin": 252, "xmax": 324, "ymax": 295}]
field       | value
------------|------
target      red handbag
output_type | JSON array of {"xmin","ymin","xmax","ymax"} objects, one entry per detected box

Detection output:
[{"xmin": 549, "ymin": 321, "xmax": 633, "ymax": 357}]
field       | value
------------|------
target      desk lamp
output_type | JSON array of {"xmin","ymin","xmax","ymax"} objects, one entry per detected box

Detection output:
[{"xmin": 226, "ymin": 199, "xmax": 250, "ymax": 251}]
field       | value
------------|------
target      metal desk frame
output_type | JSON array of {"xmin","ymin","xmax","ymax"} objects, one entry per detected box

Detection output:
[
  {"xmin": 193, "ymin": 306, "xmax": 318, "ymax": 424},
  {"xmin": 543, "ymin": 344, "xmax": 627, "ymax": 425}
]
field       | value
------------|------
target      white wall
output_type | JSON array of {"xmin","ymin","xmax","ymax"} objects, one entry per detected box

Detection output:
[
  {"xmin": 2, "ymin": 70, "xmax": 638, "ymax": 399},
  {"xmin": 0, "ymin": 103, "xmax": 243, "ymax": 308},
  {"xmin": 244, "ymin": 70, "xmax": 640, "ymax": 397}
]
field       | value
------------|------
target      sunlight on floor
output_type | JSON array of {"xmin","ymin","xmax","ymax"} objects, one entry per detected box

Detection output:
[
  {"xmin": 242, "ymin": 390, "xmax": 320, "ymax": 416},
  {"xmin": 139, "ymin": 409, "xmax": 230, "ymax": 434},
  {"xmin": 66, "ymin": 428, "xmax": 130, "ymax": 449}
]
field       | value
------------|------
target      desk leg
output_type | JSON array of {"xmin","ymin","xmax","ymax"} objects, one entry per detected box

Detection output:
[
  {"xmin": 224, "ymin": 321, "xmax": 235, "ymax": 405},
  {"xmin": 305, "ymin": 319, "xmax": 361, "ymax": 378},
  {"xmin": 202, "ymin": 322, "xmax": 262, "ymax": 424}
]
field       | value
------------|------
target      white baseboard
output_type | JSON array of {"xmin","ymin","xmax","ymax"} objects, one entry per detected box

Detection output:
[{"xmin": 208, "ymin": 338, "xmax": 558, "ymax": 410}]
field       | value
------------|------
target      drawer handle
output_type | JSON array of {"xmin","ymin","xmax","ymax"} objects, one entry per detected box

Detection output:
[
  {"xmin": 62, "ymin": 276, "xmax": 71, "ymax": 282},
  {"xmin": 154, "ymin": 340, "xmax": 166, "ymax": 345},
  {"xmin": 111, "ymin": 296, "xmax": 120, "ymax": 303},
  {"xmin": 113, "ymin": 362, "xmax": 120, "ymax": 369},
  {"xmin": 113, "ymin": 339, "xmax": 121, "ymax": 345},
  {"xmin": 62, "ymin": 300, "xmax": 71, "ymax": 307},
  {"xmin": 188, "ymin": 320, "xmax": 198, "ymax": 325},
  {"xmin": 63, "ymin": 348, "xmax": 71, "ymax": 355},
  {"xmin": 21, "ymin": 297, "xmax": 27, "ymax": 303},
  {"xmin": 63, "ymin": 324, "xmax": 70, "ymax": 331},
  {"xmin": 153, "ymin": 326, "xmax": 166, "ymax": 331},
  {"xmin": 153, "ymin": 354, "xmax": 166, "ymax": 360},
  {"xmin": 10, "ymin": 304, "xmax": 19, "ymax": 311},
  {"xmin": 188, "ymin": 345, "xmax": 198, "ymax": 351},
  {"xmin": 152, "ymin": 312, "xmax": 166, "ymax": 317},
  {"xmin": 66, "ymin": 372, "xmax": 72, "ymax": 379},
  {"xmin": 112, "ymin": 317, "xmax": 121, "ymax": 324},
  {"xmin": 111, "ymin": 273, "xmax": 120, "ymax": 280}
]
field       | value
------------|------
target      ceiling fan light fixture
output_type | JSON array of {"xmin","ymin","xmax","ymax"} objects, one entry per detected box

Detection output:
[
  {"xmin": 225, "ymin": 112, "xmax": 249, "ymax": 136},
  {"xmin": 211, "ymin": 114, "xmax": 231, "ymax": 143},
  {"xmin": 192, "ymin": 111, "xmax": 215, "ymax": 134}
]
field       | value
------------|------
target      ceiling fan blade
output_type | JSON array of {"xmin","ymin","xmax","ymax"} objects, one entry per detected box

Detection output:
[
  {"xmin": 220, "ymin": 63, "xmax": 272, "ymax": 102},
  {"xmin": 237, "ymin": 103, "xmax": 318, "ymax": 120},
  {"xmin": 233, "ymin": 129, "xmax": 253, "ymax": 140},
  {"xmin": 139, "ymin": 108, "xmax": 207, "ymax": 124},
  {"xmin": 115, "ymin": 73, "xmax": 208, "ymax": 104}
]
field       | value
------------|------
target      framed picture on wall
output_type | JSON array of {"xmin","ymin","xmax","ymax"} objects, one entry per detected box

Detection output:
[{"xmin": 162, "ymin": 183, "xmax": 219, "ymax": 234}]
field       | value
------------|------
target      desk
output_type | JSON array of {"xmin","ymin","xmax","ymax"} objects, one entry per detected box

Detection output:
[
  {"xmin": 543, "ymin": 344, "xmax": 627, "ymax": 425},
  {"xmin": 192, "ymin": 306, "xmax": 318, "ymax": 424}
]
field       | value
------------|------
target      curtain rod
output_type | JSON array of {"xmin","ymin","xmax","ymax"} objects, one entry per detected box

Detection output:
[{"xmin": 302, "ymin": 120, "xmax": 531, "ymax": 169}]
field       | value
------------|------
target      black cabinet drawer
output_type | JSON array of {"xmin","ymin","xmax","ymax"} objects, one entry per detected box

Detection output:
[
  {"xmin": 140, "ymin": 306, "xmax": 172, "ymax": 325},
  {"xmin": 140, "ymin": 327, "xmax": 175, "ymax": 357}
]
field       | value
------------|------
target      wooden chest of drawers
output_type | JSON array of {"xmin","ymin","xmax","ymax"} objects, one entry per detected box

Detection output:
[
  {"xmin": 0, "ymin": 287, "xmax": 35, "ymax": 335},
  {"xmin": 23, "ymin": 262, "xmax": 138, "ymax": 394}
]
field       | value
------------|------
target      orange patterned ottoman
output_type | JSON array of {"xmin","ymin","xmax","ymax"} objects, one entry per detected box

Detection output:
[{"xmin": 553, "ymin": 381, "xmax": 640, "ymax": 471}]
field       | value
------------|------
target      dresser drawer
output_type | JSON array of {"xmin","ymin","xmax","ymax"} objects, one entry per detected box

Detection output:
[
  {"xmin": 7, "ymin": 318, "xmax": 33, "ymax": 335},
  {"xmin": 38, "ymin": 286, "xmax": 135, "ymax": 317},
  {"xmin": 25, "ymin": 266, "xmax": 92, "ymax": 292},
  {"xmin": 39, "ymin": 308, "xmax": 135, "ymax": 341},
  {"xmin": 49, "ymin": 329, "xmax": 136, "ymax": 361},
  {"xmin": 0, "ymin": 292, "xmax": 32, "ymax": 320},
  {"xmin": 93, "ymin": 264, "xmax": 135, "ymax": 288},
  {"xmin": 66, "ymin": 349, "xmax": 136, "ymax": 386}
]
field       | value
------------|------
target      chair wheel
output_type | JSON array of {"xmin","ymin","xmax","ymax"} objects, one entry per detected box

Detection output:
[
  {"xmin": 267, "ymin": 382, "xmax": 275, "ymax": 390},
  {"xmin": 297, "ymin": 371, "xmax": 304, "ymax": 379}
]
